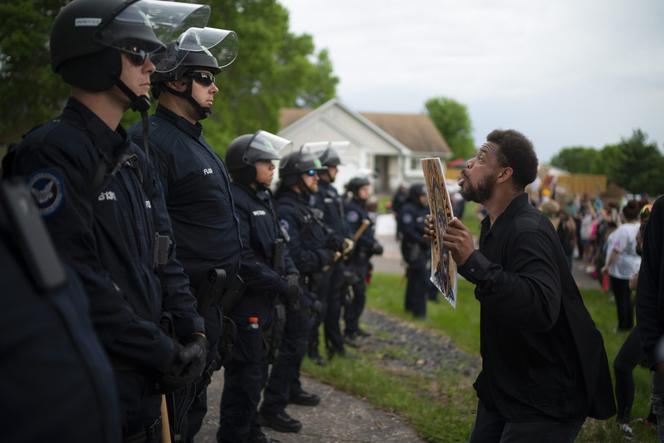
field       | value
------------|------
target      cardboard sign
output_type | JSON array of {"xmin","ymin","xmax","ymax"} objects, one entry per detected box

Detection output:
[{"xmin": 421, "ymin": 157, "xmax": 457, "ymax": 308}]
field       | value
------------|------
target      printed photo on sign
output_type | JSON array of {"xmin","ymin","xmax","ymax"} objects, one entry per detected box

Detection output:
[{"xmin": 421, "ymin": 158, "xmax": 457, "ymax": 308}]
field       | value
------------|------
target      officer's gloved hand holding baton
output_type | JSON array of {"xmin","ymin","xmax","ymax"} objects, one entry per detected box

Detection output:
[
  {"xmin": 282, "ymin": 274, "xmax": 301, "ymax": 311},
  {"xmin": 159, "ymin": 334, "xmax": 208, "ymax": 392}
]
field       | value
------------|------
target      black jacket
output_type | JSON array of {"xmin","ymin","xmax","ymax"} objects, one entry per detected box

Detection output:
[
  {"xmin": 6, "ymin": 98, "xmax": 203, "ymax": 373},
  {"xmin": 315, "ymin": 180, "xmax": 351, "ymax": 238},
  {"xmin": 276, "ymin": 189, "xmax": 334, "ymax": 277},
  {"xmin": 131, "ymin": 106, "xmax": 242, "ymax": 281},
  {"xmin": 459, "ymin": 193, "xmax": 615, "ymax": 421},
  {"xmin": 0, "ymin": 198, "xmax": 120, "ymax": 443},
  {"xmin": 399, "ymin": 200, "xmax": 430, "ymax": 268},
  {"xmin": 637, "ymin": 195, "xmax": 664, "ymax": 368},
  {"xmin": 345, "ymin": 197, "xmax": 380, "ymax": 260},
  {"xmin": 231, "ymin": 182, "xmax": 298, "ymax": 297}
]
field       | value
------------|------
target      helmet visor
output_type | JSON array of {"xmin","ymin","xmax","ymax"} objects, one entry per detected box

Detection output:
[
  {"xmin": 153, "ymin": 27, "xmax": 238, "ymax": 72},
  {"xmin": 304, "ymin": 141, "xmax": 349, "ymax": 166},
  {"xmin": 96, "ymin": 0, "xmax": 211, "ymax": 71},
  {"xmin": 278, "ymin": 144, "xmax": 325, "ymax": 174},
  {"xmin": 245, "ymin": 130, "xmax": 292, "ymax": 163}
]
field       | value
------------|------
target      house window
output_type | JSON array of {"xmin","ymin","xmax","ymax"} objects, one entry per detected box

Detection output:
[{"xmin": 410, "ymin": 157, "xmax": 422, "ymax": 170}]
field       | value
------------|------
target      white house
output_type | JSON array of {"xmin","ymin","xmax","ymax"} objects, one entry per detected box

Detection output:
[{"xmin": 278, "ymin": 98, "xmax": 451, "ymax": 193}]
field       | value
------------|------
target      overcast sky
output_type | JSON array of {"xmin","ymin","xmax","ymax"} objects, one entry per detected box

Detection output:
[{"xmin": 279, "ymin": 0, "xmax": 664, "ymax": 161}]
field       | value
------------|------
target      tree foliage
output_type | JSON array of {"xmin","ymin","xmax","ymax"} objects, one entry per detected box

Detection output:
[
  {"xmin": 0, "ymin": 1, "xmax": 68, "ymax": 142},
  {"xmin": 607, "ymin": 129, "xmax": 664, "ymax": 195},
  {"xmin": 0, "ymin": 0, "xmax": 338, "ymax": 152},
  {"xmin": 550, "ymin": 146, "xmax": 608, "ymax": 174},
  {"xmin": 425, "ymin": 96, "xmax": 475, "ymax": 159},
  {"xmin": 550, "ymin": 130, "xmax": 664, "ymax": 195}
]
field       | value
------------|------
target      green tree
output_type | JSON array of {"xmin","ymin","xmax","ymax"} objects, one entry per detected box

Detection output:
[
  {"xmin": 607, "ymin": 129, "xmax": 664, "ymax": 195},
  {"xmin": 0, "ymin": 0, "xmax": 339, "ymax": 153},
  {"xmin": 204, "ymin": 0, "xmax": 338, "ymax": 153},
  {"xmin": 425, "ymin": 96, "xmax": 475, "ymax": 159},
  {"xmin": 0, "ymin": 1, "xmax": 68, "ymax": 143},
  {"xmin": 550, "ymin": 146, "xmax": 605, "ymax": 174}
]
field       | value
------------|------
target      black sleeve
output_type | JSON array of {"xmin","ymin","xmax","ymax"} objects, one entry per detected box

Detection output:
[
  {"xmin": 235, "ymin": 202, "xmax": 288, "ymax": 294},
  {"xmin": 280, "ymin": 207, "xmax": 332, "ymax": 274},
  {"xmin": 12, "ymin": 142, "xmax": 175, "ymax": 372},
  {"xmin": 400, "ymin": 209, "xmax": 427, "ymax": 246},
  {"xmin": 458, "ymin": 229, "xmax": 562, "ymax": 332},
  {"xmin": 637, "ymin": 197, "xmax": 664, "ymax": 367},
  {"xmin": 149, "ymin": 166, "xmax": 205, "ymax": 339}
]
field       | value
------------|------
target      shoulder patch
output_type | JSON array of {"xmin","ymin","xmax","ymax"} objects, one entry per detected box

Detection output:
[
  {"xmin": 27, "ymin": 169, "xmax": 64, "ymax": 217},
  {"xmin": 280, "ymin": 219, "xmax": 290, "ymax": 232},
  {"xmin": 402, "ymin": 213, "xmax": 413, "ymax": 224},
  {"xmin": 346, "ymin": 210, "xmax": 359, "ymax": 223}
]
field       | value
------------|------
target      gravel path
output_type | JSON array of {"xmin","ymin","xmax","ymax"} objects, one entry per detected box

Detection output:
[{"xmin": 358, "ymin": 308, "xmax": 480, "ymax": 379}]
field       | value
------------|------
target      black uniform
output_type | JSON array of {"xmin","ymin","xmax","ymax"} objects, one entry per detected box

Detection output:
[
  {"xmin": 314, "ymin": 180, "xmax": 350, "ymax": 355},
  {"xmin": 400, "ymin": 199, "xmax": 431, "ymax": 318},
  {"xmin": 0, "ymin": 182, "xmax": 121, "ymax": 443},
  {"xmin": 344, "ymin": 196, "xmax": 382, "ymax": 336},
  {"xmin": 131, "ymin": 106, "xmax": 278, "ymax": 441},
  {"xmin": 5, "ymin": 98, "xmax": 204, "ymax": 440},
  {"xmin": 220, "ymin": 182, "xmax": 295, "ymax": 442},
  {"xmin": 261, "ymin": 189, "xmax": 335, "ymax": 416}
]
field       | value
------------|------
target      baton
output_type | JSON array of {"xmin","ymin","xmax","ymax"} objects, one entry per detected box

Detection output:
[
  {"xmin": 161, "ymin": 395, "xmax": 172, "ymax": 443},
  {"xmin": 352, "ymin": 219, "xmax": 371, "ymax": 242}
]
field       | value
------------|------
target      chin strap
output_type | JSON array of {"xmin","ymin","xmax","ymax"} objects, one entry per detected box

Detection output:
[
  {"xmin": 160, "ymin": 81, "xmax": 211, "ymax": 120},
  {"xmin": 113, "ymin": 78, "xmax": 152, "ymax": 163}
]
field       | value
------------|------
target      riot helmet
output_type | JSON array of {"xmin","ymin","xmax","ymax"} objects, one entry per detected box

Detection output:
[
  {"xmin": 151, "ymin": 28, "xmax": 238, "ymax": 119},
  {"xmin": 346, "ymin": 176, "xmax": 371, "ymax": 198},
  {"xmin": 50, "ymin": 0, "xmax": 211, "ymax": 112},
  {"xmin": 408, "ymin": 183, "xmax": 427, "ymax": 205},
  {"xmin": 226, "ymin": 131, "xmax": 291, "ymax": 185},
  {"xmin": 278, "ymin": 145, "xmax": 326, "ymax": 191},
  {"xmin": 317, "ymin": 146, "xmax": 342, "ymax": 167}
]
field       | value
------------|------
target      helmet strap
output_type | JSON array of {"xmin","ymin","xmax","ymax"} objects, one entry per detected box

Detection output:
[
  {"xmin": 161, "ymin": 79, "xmax": 211, "ymax": 121},
  {"xmin": 113, "ymin": 77, "xmax": 150, "ymax": 113},
  {"xmin": 112, "ymin": 78, "xmax": 151, "ymax": 162}
]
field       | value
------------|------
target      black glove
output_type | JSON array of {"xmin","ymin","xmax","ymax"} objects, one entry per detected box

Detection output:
[
  {"xmin": 325, "ymin": 233, "xmax": 345, "ymax": 252},
  {"xmin": 282, "ymin": 274, "xmax": 301, "ymax": 311},
  {"xmin": 158, "ymin": 335, "xmax": 208, "ymax": 392},
  {"xmin": 310, "ymin": 298, "xmax": 323, "ymax": 317},
  {"xmin": 372, "ymin": 241, "xmax": 384, "ymax": 256}
]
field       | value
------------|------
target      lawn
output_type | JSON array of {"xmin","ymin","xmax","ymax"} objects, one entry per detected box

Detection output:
[{"xmin": 304, "ymin": 272, "xmax": 657, "ymax": 442}]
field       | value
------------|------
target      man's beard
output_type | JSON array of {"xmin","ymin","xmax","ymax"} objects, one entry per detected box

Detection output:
[{"xmin": 460, "ymin": 172, "xmax": 496, "ymax": 203}]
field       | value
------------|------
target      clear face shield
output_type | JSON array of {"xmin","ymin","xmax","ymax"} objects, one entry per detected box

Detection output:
[
  {"xmin": 153, "ymin": 26, "xmax": 239, "ymax": 73},
  {"xmin": 304, "ymin": 141, "xmax": 350, "ymax": 167},
  {"xmin": 95, "ymin": 0, "xmax": 212, "ymax": 70},
  {"xmin": 243, "ymin": 130, "xmax": 292, "ymax": 165}
]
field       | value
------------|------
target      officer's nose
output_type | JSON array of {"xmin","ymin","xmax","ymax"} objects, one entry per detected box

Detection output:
[{"xmin": 466, "ymin": 157, "xmax": 475, "ymax": 169}]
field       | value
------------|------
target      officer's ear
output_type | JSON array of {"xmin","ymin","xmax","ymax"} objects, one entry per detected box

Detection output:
[{"xmin": 166, "ymin": 80, "xmax": 188, "ymax": 93}]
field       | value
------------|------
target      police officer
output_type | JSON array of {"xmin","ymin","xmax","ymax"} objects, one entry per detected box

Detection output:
[
  {"xmin": 259, "ymin": 149, "xmax": 339, "ymax": 433},
  {"xmin": 223, "ymin": 130, "xmax": 296, "ymax": 443},
  {"xmin": 131, "ymin": 39, "xmax": 286, "ymax": 442},
  {"xmin": 343, "ymin": 177, "xmax": 383, "ymax": 340},
  {"xmin": 3, "ymin": 1, "xmax": 209, "ymax": 441},
  {"xmin": 312, "ymin": 145, "xmax": 352, "ymax": 361},
  {"xmin": 0, "ymin": 180, "xmax": 121, "ymax": 442},
  {"xmin": 400, "ymin": 183, "xmax": 432, "ymax": 318}
]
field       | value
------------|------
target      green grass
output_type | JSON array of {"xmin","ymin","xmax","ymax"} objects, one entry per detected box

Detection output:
[
  {"xmin": 303, "ymin": 337, "xmax": 475, "ymax": 442},
  {"xmin": 460, "ymin": 201, "xmax": 481, "ymax": 238},
  {"xmin": 303, "ymin": 272, "xmax": 658, "ymax": 442}
]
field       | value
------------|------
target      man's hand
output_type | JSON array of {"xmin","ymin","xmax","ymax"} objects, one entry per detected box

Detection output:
[
  {"xmin": 442, "ymin": 217, "xmax": 475, "ymax": 266},
  {"xmin": 423, "ymin": 214, "xmax": 435, "ymax": 242}
]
